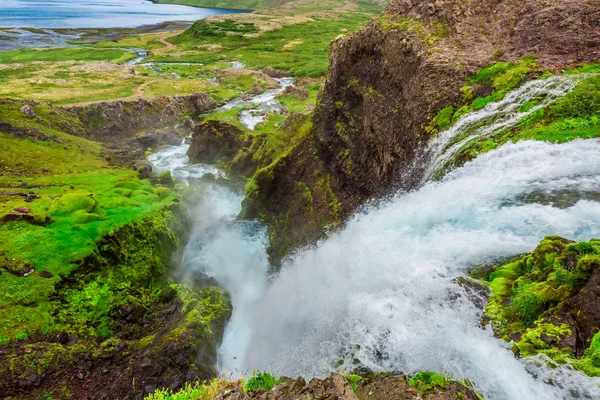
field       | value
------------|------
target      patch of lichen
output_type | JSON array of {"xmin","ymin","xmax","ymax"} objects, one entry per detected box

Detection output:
[{"xmin": 478, "ymin": 236, "xmax": 600, "ymax": 375}]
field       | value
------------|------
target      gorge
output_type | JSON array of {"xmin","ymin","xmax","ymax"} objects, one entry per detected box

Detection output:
[{"xmin": 1, "ymin": 0, "xmax": 600, "ymax": 399}]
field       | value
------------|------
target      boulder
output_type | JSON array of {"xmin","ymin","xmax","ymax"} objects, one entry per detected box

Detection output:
[
  {"xmin": 20, "ymin": 105, "xmax": 36, "ymax": 119},
  {"xmin": 187, "ymin": 120, "xmax": 245, "ymax": 164}
]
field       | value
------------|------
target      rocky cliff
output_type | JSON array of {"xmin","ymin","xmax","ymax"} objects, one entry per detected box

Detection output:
[
  {"xmin": 244, "ymin": 0, "xmax": 600, "ymax": 262},
  {"xmin": 65, "ymin": 93, "xmax": 216, "ymax": 142}
]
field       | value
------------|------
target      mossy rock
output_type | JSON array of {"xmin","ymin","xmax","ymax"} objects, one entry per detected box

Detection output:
[
  {"xmin": 481, "ymin": 236, "xmax": 600, "ymax": 376},
  {"xmin": 48, "ymin": 192, "xmax": 96, "ymax": 216}
]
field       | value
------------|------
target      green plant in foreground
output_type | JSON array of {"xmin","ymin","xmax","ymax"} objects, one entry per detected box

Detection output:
[
  {"xmin": 245, "ymin": 371, "xmax": 278, "ymax": 392},
  {"xmin": 409, "ymin": 371, "xmax": 448, "ymax": 394}
]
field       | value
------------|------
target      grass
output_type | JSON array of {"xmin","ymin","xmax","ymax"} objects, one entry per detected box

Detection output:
[
  {"xmin": 144, "ymin": 379, "xmax": 239, "ymax": 400},
  {"xmin": 0, "ymin": 99, "xmax": 178, "ymax": 340},
  {"xmin": 158, "ymin": 9, "xmax": 382, "ymax": 77},
  {"xmin": 0, "ymin": 47, "xmax": 137, "ymax": 64},
  {"xmin": 245, "ymin": 371, "xmax": 278, "ymax": 392},
  {"xmin": 85, "ymin": 32, "xmax": 172, "ymax": 51},
  {"xmin": 0, "ymin": 60, "xmax": 276, "ymax": 105}
]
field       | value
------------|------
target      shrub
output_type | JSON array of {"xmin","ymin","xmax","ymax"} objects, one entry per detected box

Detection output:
[{"xmin": 245, "ymin": 371, "xmax": 278, "ymax": 392}]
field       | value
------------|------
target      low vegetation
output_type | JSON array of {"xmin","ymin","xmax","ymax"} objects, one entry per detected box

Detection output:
[
  {"xmin": 426, "ymin": 59, "xmax": 600, "ymax": 171},
  {"xmin": 474, "ymin": 236, "xmax": 600, "ymax": 376}
]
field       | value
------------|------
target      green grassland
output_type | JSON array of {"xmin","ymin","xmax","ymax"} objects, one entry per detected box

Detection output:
[
  {"xmin": 157, "ymin": 8, "xmax": 381, "ymax": 77},
  {"xmin": 0, "ymin": 47, "xmax": 137, "ymax": 64},
  {"xmin": 0, "ymin": 1, "xmax": 385, "ymax": 105},
  {"xmin": 0, "ymin": 99, "xmax": 180, "ymax": 341},
  {"xmin": 84, "ymin": 32, "xmax": 171, "ymax": 51}
]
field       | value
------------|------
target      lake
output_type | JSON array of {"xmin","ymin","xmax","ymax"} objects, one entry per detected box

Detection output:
[{"xmin": 0, "ymin": 0, "xmax": 247, "ymax": 28}]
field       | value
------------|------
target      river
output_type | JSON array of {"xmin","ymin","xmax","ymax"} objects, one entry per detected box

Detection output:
[{"xmin": 149, "ymin": 75, "xmax": 600, "ymax": 399}]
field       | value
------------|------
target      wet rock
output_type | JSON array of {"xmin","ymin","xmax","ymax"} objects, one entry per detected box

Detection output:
[
  {"xmin": 563, "ymin": 267, "xmax": 600, "ymax": 347},
  {"xmin": 187, "ymin": 120, "xmax": 245, "ymax": 164},
  {"xmin": 3, "ymin": 258, "xmax": 35, "ymax": 277},
  {"xmin": 2, "ymin": 206, "xmax": 51, "ymax": 226},
  {"xmin": 157, "ymin": 170, "xmax": 175, "ymax": 187},
  {"xmin": 250, "ymin": 82, "xmax": 263, "ymax": 95},
  {"xmin": 453, "ymin": 276, "xmax": 491, "ymax": 310},
  {"xmin": 20, "ymin": 105, "xmax": 36, "ymax": 119},
  {"xmin": 182, "ymin": 116, "xmax": 195, "ymax": 132}
]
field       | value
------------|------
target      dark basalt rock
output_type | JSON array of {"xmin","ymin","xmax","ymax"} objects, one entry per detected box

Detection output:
[{"xmin": 187, "ymin": 120, "xmax": 245, "ymax": 164}]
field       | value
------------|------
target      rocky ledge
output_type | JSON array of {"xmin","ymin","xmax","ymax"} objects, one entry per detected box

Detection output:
[{"xmin": 213, "ymin": 373, "xmax": 481, "ymax": 400}]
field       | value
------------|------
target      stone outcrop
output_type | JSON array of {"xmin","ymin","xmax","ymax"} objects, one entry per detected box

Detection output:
[
  {"xmin": 65, "ymin": 92, "xmax": 216, "ymax": 142},
  {"xmin": 247, "ymin": 0, "xmax": 600, "ymax": 262},
  {"xmin": 187, "ymin": 120, "xmax": 245, "ymax": 164}
]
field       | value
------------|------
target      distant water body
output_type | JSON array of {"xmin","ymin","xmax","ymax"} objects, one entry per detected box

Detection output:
[{"xmin": 0, "ymin": 0, "xmax": 247, "ymax": 28}]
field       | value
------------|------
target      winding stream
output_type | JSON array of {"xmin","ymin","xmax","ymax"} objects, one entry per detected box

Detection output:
[{"xmin": 149, "ymin": 75, "xmax": 600, "ymax": 399}]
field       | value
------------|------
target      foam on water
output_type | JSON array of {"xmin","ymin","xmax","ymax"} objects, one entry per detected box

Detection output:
[
  {"xmin": 149, "ymin": 74, "xmax": 600, "ymax": 399},
  {"xmin": 221, "ymin": 140, "xmax": 600, "ymax": 399},
  {"xmin": 217, "ymin": 77, "xmax": 295, "ymax": 130}
]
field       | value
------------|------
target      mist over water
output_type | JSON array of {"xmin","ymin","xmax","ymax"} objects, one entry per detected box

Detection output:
[
  {"xmin": 149, "ymin": 76, "xmax": 600, "ymax": 399},
  {"xmin": 223, "ymin": 140, "xmax": 600, "ymax": 399}
]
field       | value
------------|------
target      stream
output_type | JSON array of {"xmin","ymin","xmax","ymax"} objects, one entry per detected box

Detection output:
[{"xmin": 149, "ymin": 75, "xmax": 600, "ymax": 399}]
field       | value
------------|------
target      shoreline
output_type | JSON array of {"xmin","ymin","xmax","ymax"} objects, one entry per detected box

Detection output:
[
  {"xmin": 147, "ymin": 0, "xmax": 253, "ymax": 13},
  {"xmin": 0, "ymin": 0, "xmax": 252, "ymax": 31}
]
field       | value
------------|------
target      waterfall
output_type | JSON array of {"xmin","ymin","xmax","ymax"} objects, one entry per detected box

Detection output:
[
  {"xmin": 419, "ymin": 74, "xmax": 589, "ymax": 181},
  {"xmin": 149, "ymin": 74, "xmax": 600, "ymax": 399}
]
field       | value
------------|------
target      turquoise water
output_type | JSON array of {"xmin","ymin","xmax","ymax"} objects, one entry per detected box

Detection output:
[{"xmin": 0, "ymin": 0, "xmax": 246, "ymax": 28}]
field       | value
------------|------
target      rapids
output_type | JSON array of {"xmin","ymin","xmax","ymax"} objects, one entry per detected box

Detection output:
[{"xmin": 149, "ymin": 75, "xmax": 600, "ymax": 399}]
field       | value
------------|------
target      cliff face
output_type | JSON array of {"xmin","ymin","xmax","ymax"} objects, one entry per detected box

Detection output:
[
  {"xmin": 65, "ymin": 93, "xmax": 216, "ymax": 142},
  {"xmin": 250, "ymin": 0, "xmax": 600, "ymax": 262}
]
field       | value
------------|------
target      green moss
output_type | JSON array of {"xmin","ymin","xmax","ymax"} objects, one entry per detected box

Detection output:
[
  {"xmin": 481, "ymin": 236, "xmax": 600, "ymax": 376},
  {"xmin": 0, "ymin": 99, "xmax": 182, "ymax": 342},
  {"xmin": 427, "ymin": 105, "xmax": 455, "ymax": 134},
  {"xmin": 409, "ymin": 371, "xmax": 448, "ymax": 394},
  {"xmin": 48, "ymin": 192, "xmax": 97, "ymax": 216}
]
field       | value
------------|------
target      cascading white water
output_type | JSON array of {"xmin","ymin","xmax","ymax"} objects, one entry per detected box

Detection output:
[
  {"xmin": 221, "ymin": 139, "xmax": 600, "ymax": 400},
  {"xmin": 217, "ymin": 77, "xmax": 295, "ymax": 130},
  {"xmin": 149, "ymin": 74, "xmax": 600, "ymax": 399},
  {"xmin": 421, "ymin": 74, "xmax": 590, "ymax": 181}
]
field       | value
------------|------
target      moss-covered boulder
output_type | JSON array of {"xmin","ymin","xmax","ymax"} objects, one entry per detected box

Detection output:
[
  {"xmin": 187, "ymin": 120, "xmax": 245, "ymax": 165},
  {"xmin": 478, "ymin": 236, "xmax": 600, "ymax": 376}
]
